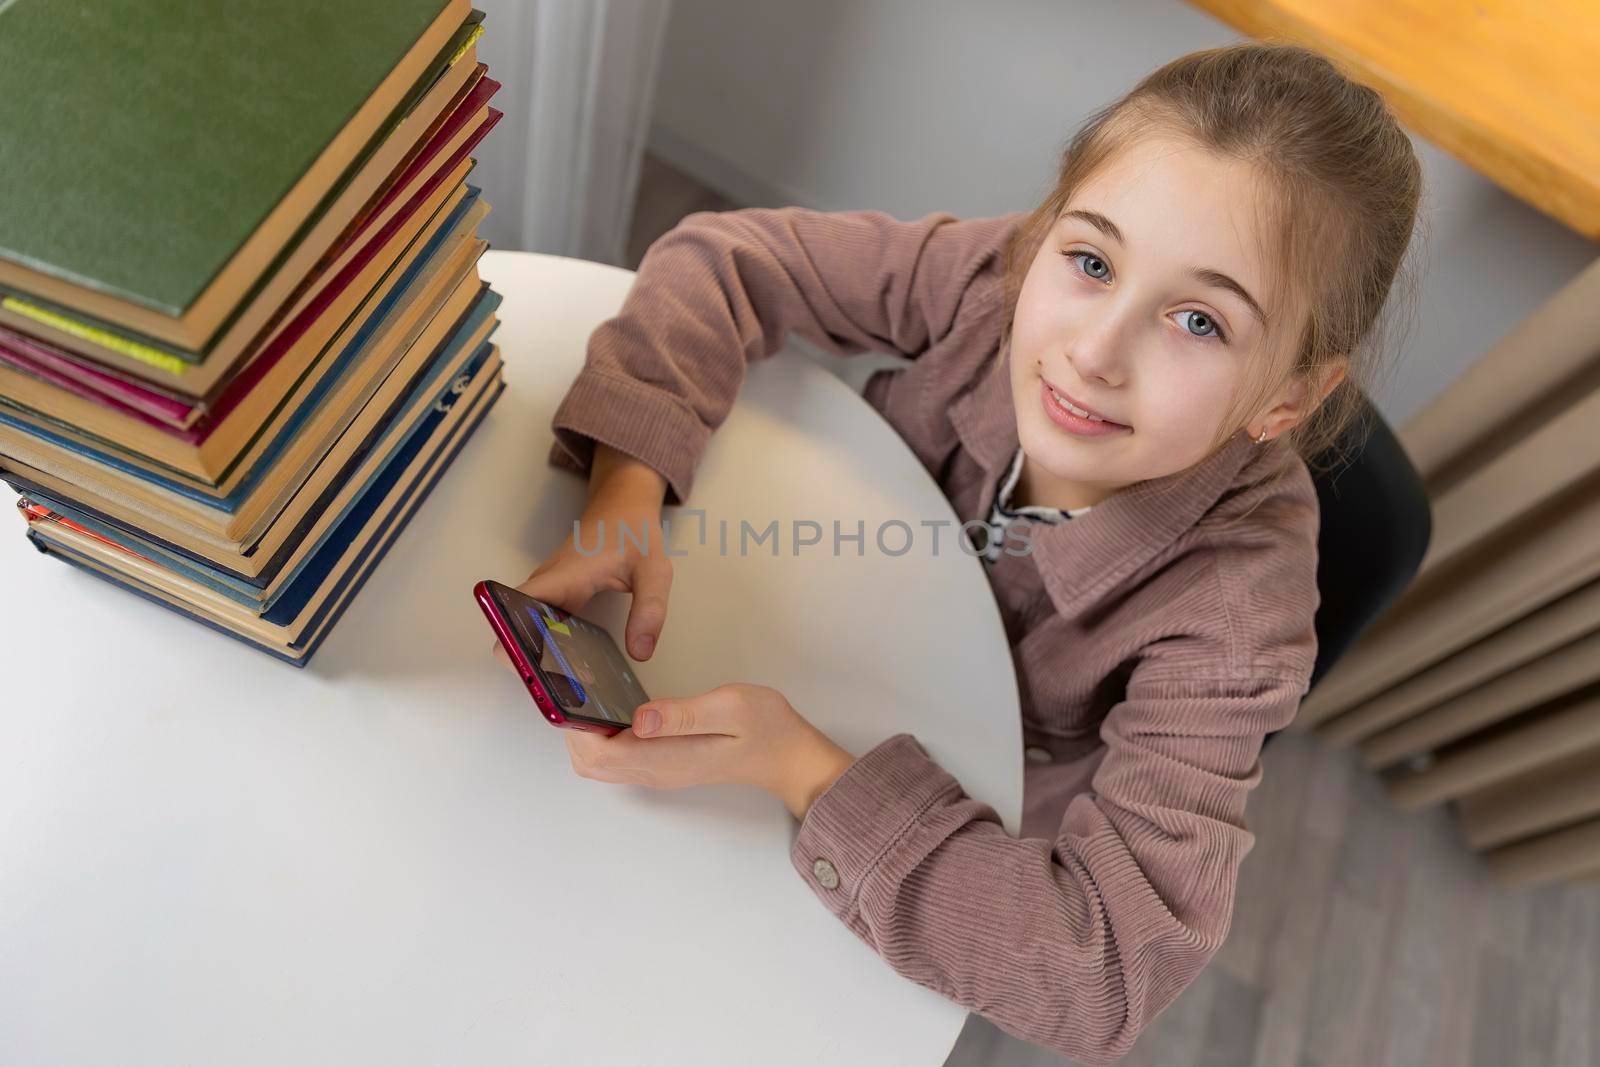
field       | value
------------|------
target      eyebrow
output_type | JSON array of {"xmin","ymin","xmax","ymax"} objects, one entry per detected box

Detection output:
[{"xmin": 1058, "ymin": 208, "xmax": 1269, "ymax": 328}]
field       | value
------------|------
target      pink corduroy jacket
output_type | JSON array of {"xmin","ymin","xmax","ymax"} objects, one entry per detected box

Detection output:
[{"xmin": 546, "ymin": 207, "xmax": 1320, "ymax": 1065}]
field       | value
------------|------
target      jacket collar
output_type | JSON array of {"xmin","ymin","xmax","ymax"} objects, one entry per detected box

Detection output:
[{"xmin": 950, "ymin": 339, "xmax": 1275, "ymax": 620}]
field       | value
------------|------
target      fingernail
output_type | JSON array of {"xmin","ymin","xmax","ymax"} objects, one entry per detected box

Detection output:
[
  {"xmin": 636, "ymin": 707, "xmax": 660, "ymax": 736},
  {"xmin": 635, "ymin": 634, "xmax": 655, "ymax": 657}
]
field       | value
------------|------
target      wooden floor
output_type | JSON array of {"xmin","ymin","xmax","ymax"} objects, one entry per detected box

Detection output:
[
  {"xmin": 624, "ymin": 152, "xmax": 740, "ymax": 271},
  {"xmin": 628, "ymin": 155, "xmax": 1600, "ymax": 1067},
  {"xmin": 943, "ymin": 731, "xmax": 1599, "ymax": 1066}
]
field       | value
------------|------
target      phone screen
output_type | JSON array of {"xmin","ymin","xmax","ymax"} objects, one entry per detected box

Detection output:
[{"xmin": 488, "ymin": 581, "xmax": 650, "ymax": 726}]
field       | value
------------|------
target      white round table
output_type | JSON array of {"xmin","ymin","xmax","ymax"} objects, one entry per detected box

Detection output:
[{"xmin": 0, "ymin": 251, "xmax": 1023, "ymax": 1066}]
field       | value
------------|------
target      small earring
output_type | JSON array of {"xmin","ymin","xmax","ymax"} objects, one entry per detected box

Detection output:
[{"xmin": 1254, "ymin": 428, "xmax": 1268, "ymax": 445}]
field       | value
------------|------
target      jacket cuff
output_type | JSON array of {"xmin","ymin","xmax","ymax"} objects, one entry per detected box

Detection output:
[
  {"xmin": 547, "ymin": 368, "xmax": 711, "ymax": 506},
  {"xmin": 790, "ymin": 732, "xmax": 956, "ymax": 920}
]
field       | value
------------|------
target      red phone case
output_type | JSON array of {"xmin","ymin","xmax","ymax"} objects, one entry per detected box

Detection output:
[{"xmin": 474, "ymin": 580, "xmax": 624, "ymax": 736}]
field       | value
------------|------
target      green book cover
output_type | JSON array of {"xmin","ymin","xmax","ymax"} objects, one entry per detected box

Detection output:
[{"xmin": 0, "ymin": 0, "xmax": 457, "ymax": 318}]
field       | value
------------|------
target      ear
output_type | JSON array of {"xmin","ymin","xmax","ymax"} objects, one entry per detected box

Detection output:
[
  {"xmin": 1313, "ymin": 357, "xmax": 1349, "ymax": 406},
  {"xmin": 1259, "ymin": 357, "xmax": 1349, "ymax": 438}
]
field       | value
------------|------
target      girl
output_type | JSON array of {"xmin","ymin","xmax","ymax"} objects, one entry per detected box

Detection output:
[{"xmin": 501, "ymin": 41, "xmax": 1421, "ymax": 1064}]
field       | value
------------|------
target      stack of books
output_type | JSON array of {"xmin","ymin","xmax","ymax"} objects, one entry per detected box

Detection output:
[{"xmin": 0, "ymin": 0, "xmax": 504, "ymax": 666}]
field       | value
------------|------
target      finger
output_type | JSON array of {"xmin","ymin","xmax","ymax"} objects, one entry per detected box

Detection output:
[
  {"xmin": 624, "ymin": 555, "xmax": 673, "ymax": 660},
  {"xmin": 516, "ymin": 565, "xmax": 605, "ymax": 615},
  {"xmin": 566, "ymin": 728, "xmax": 612, "ymax": 755},
  {"xmin": 491, "ymin": 638, "xmax": 515, "ymax": 670},
  {"xmin": 569, "ymin": 726, "xmax": 643, "ymax": 783},
  {"xmin": 633, "ymin": 690, "xmax": 741, "ymax": 739}
]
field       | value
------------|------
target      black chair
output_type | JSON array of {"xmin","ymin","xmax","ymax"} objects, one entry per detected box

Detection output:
[{"xmin": 1263, "ymin": 392, "xmax": 1433, "ymax": 745}]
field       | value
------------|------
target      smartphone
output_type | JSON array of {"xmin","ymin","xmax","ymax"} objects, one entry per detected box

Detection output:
[{"xmin": 474, "ymin": 579, "xmax": 650, "ymax": 735}]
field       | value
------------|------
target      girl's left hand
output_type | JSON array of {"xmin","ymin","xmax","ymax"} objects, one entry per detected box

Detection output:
[{"xmin": 564, "ymin": 683, "xmax": 857, "ymax": 821}]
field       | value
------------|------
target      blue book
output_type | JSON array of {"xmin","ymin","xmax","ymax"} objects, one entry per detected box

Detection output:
[
  {"xmin": 30, "ymin": 358, "xmax": 504, "ymax": 666},
  {"xmin": 28, "ymin": 338, "xmax": 499, "ymax": 611}
]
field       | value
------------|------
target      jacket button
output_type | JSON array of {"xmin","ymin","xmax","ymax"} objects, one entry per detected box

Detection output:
[
  {"xmin": 812, "ymin": 858, "xmax": 840, "ymax": 889},
  {"xmin": 1024, "ymin": 745, "xmax": 1053, "ymax": 764}
]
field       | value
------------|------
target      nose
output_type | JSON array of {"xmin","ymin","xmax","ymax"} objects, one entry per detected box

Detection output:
[{"xmin": 1065, "ymin": 311, "xmax": 1129, "ymax": 388}]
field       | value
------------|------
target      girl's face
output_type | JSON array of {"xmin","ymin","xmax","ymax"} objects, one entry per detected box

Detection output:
[{"xmin": 1009, "ymin": 130, "xmax": 1304, "ymax": 503}]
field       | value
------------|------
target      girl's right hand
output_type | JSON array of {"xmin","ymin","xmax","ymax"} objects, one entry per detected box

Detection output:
[
  {"xmin": 494, "ymin": 445, "xmax": 674, "ymax": 667},
  {"xmin": 512, "ymin": 502, "xmax": 673, "ymax": 662}
]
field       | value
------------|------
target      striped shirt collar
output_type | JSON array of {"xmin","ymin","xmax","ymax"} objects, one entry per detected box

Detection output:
[
  {"xmin": 977, "ymin": 447, "xmax": 1092, "ymax": 566},
  {"xmin": 993, "ymin": 446, "xmax": 1094, "ymax": 524}
]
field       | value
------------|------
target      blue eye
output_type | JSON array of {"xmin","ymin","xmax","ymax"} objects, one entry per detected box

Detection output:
[
  {"xmin": 1176, "ymin": 309, "xmax": 1227, "ymax": 342},
  {"xmin": 1063, "ymin": 250, "xmax": 1111, "ymax": 282}
]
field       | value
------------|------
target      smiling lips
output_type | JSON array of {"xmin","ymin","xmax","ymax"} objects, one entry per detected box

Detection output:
[{"xmin": 1040, "ymin": 381, "xmax": 1131, "ymax": 437}]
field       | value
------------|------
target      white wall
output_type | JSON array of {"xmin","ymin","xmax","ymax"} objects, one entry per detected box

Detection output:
[
  {"xmin": 648, "ymin": 0, "xmax": 1597, "ymax": 428},
  {"xmin": 468, "ymin": 0, "xmax": 670, "ymax": 265}
]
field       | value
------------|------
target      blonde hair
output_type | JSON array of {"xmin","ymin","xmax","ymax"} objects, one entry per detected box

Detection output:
[{"xmin": 998, "ymin": 41, "xmax": 1424, "ymax": 474}]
